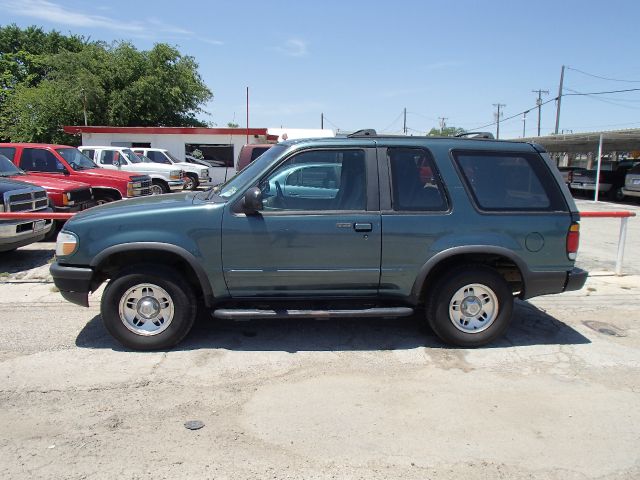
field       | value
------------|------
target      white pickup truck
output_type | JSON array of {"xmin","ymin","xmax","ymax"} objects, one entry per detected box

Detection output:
[
  {"xmin": 132, "ymin": 148, "xmax": 212, "ymax": 190},
  {"xmin": 78, "ymin": 147, "xmax": 184, "ymax": 195}
]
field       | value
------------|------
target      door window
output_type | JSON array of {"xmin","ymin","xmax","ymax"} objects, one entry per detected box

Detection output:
[
  {"xmin": 259, "ymin": 149, "xmax": 366, "ymax": 211},
  {"xmin": 20, "ymin": 149, "xmax": 65, "ymax": 173},
  {"xmin": 388, "ymin": 147, "xmax": 447, "ymax": 211}
]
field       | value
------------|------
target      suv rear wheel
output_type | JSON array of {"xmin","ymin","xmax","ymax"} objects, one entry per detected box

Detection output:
[
  {"xmin": 426, "ymin": 266, "xmax": 513, "ymax": 347},
  {"xmin": 100, "ymin": 266, "xmax": 197, "ymax": 350}
]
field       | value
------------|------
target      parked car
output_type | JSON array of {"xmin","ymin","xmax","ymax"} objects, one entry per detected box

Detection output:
[
  {"xmin": 265, "ymin": 163, "xmax": 341, "ymax": 204},
  {"xmin": 1, "ymin": 143, "xmax": 152, "ymax": 204},
  {"xmin": 0, "ymin": 177, "xmax": 52, "ymax": 251},
  {"xmin": 52, "ymin": 130, "xmax": 587, "ymax": 350},
  {"xmin": 557, "ymin": 166, "xmax": 587, "ymax": 186},
  {"xmin": 622, "ymin": 163, "xmax": 640, "ymax": 199},
  {"xmin": 570, "ymin": 160, "xmax": 639, "ymax": 201},
  {"xmin": 0, "ymin": 153, "xmax": 95, "ymax": 239},
  {"xmin": 237, "ymin": 143, "xmax": 274, "ymax": 171},
  {"xmin": 131, "ymin": 148, "xmax": 211, "ymax": 190},
  {"xmin": 78, "ymin": 146, "xmax": 184, "ymax": 195}
]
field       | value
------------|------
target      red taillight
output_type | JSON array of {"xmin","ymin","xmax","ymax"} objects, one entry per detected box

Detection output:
[{"xmin": 566, "ymin": 223, "xmax": 580, "ymax": 260}]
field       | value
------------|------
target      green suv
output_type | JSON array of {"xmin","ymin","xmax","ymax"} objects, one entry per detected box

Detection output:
[{"xmin": 51, "ymin": 131, "xmax": 587, "ymax": 350}]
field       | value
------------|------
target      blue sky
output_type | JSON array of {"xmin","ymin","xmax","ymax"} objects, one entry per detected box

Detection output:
[{"xmin": 2, "ymin": 0, "xmax": 640, "ymax": 138}]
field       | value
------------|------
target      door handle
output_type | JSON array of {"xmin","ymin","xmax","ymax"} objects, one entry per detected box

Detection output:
[{"xmin": 353, "ymin": 223, "xmax": 372, "ymax": 232}]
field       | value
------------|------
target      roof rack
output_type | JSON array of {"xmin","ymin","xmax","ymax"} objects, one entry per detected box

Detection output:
[
  {"xmin": 455, "ymin": 132, "xmax": 495, "ymax": 139},
  {"xmin": 347, "ymin": 129, "xmax": 377, "ymax": 138}
]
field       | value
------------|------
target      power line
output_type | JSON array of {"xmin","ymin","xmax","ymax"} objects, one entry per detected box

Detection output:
[
  {"xmin": 564, "ymin": 87, "xmax": 640, "ymax": 111},
  {"xmin": 321, "ymin": 115, "xmax": 340, "ymax": 130},
  {"xmin": 381, "ymin": 110, "xmax": 404, "ymax": 133},
  {"xmin": 566, "ymin": 66, "xmax": 640, "ymax": 83},
  {"xmin": 563, "ymin": 87, "xmax": 640, "ymax": 96}
]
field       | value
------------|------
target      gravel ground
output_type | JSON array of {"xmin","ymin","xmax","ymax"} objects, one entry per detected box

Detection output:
[{"xmin": 0, "ymin": 199, "xmax": 638, "ymax": 479}]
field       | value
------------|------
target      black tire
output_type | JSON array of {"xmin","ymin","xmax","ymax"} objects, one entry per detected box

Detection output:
[
  {"xmin": 151, "ymin": 180, "xmax": 169, "ymax": 195},
  {"xmin": 100, "ymin": 266, "xmax": 197, "ymax": 350},
  {"xmin": 426, "ymin": 265, "xmax": 513, "ymax": 347},
  {"xmin": 95, "ymin": 195, "xmax": 117, "ymax": 205},
  {"xmin": 608, "ymin": 186, "xmax": 625, "ymax": 202},
  {"xmin": 184, "ymin": 174, "xmax": 199, "ymax": 190}
]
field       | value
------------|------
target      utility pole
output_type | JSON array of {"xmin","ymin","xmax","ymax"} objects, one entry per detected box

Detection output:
[
  {"xmin": 80, "ymin": 88, "xmax": 88, "ymax": 126},
  {"xmin": 493, "ymin": 103, "xmax": 505, "ymax": 139},
  {"xmin": 321, "ymin": 112, "xmax": 324, "ymax": 129},
  {"xmin": 246, "ymin": 86, "xmax": 249, "ymax": 144},
  {"xmin": 438, "ymin": 116, "xmax": 448, "ymax": 135},
  {"xmin": 554, "ymin": 65, "xmax": 565, "ymax": 135},
  {"xmin": 532, "ymin": 88, "xmax": 549, "ymax": 136},
  {"xmin": 522, "ymin": 110, "xmax": 528, "ymax": 138},
  {"xmin": 403, "ymin": 107, "xmax": 407, "ymax": 135}
]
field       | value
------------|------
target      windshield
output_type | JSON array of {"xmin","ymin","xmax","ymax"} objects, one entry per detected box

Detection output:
[
  {"xmin": 122, "ymin": 149, "xmax": 144, "ymax": 164},
  {"xmin": 56, "ymin": 148, "xmax": 98, "ymax": 170},
  {"xmin": 134, "ymin": 153, "xmax": 154, "ymax": 163},
  {"xmin": 165, "ymin": 151, "xmax": 181, "ymax": 163},
  {"xmin": 0, "ymin": 154, "xmax": 24, "ymax": 176},
  {"xmin": 216, "ymin": 144, "xmax": 288, "ymax": 198}
]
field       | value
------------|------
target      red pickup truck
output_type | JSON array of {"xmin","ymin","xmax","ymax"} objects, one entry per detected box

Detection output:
[
  {"xmin": 0, "ymin": 152, "xmax": 95, "ymax": 238},
  {"xmin": 0, "ymin": 143, "xmax": 153, "ymax": 203}
]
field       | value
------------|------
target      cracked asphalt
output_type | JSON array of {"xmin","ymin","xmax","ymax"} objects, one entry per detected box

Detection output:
[{"xmin": 0, "ymin": 199, "xmax": 639, "ymax": 479}]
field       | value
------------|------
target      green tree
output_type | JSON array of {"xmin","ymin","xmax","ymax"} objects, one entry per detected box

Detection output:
[
  {"xmin": 427, "ymin": 126, "xmax": 466, "ymax": 136},
  {"xmin": 0, "ymin": 26, "xmax": 213, "ymax": 143},
  {"xmin": 227, "ymin": 122, "xmax": 239, "ymax": 128}
]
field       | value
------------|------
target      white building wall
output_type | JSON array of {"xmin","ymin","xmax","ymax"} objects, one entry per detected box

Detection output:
[{"xmin": 80, "ymin": 132, "xmax": 260, "ymax": 162}]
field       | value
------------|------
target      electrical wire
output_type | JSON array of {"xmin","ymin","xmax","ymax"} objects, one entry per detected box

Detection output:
[
  {"xmin": 380, "ymin": 111, "xmax": 404, "ymax": 133},
  {"xmin": 322, "ymin": 115, "xmax": 340, "ymax": 130},
  {"xmin": 564, "ymin": 87, "xmax": 640, "ymax": 111},
  {"xmin": 566, "ymin": 66, "xmax": 640, "ymax": 83}
]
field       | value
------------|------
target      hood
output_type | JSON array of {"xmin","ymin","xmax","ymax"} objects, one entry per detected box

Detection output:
[
  {"xmin": 0, "ymin": 177, "xmax": 46, "ymax": 194},
  {"xmin": 131, "ymin": 163, "xmax": 183, "ymax": 173},
  {"xmin": 67, "ymin": 191, "xmax": 198, "ymax": 223},
  {"xmin": 75, "ymin": 168, "xmax": 147, "ymax": 181},
  {"xmin": 8, "ymin": 174, "xmax": 91, "ymax": 193}
]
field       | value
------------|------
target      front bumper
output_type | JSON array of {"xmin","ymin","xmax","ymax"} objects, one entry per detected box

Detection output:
[
  {"xmin": 169, "ymin": 180, "xmax": 186, "ymax": 192},
  {"xmin": 0, "ymin": 218, "xmax": 52, "ymax": 251},
  {"xmin": 50, "ymin": 263, "xmax": 93, "ymax": 307},
  {"xmin": 621, "ymin": 188, "xmax": 640, "ymax": 198}
]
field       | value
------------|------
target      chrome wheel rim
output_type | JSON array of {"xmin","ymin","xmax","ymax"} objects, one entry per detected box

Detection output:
[
  {"xmin": 118, "ymin": 283, "xmax": 174, "ymax": 336},
  {"xmin": 449, "ymin": 283, "xmax": 499, "ymax": 334},
  {"xmin": 183, "ymin": 177, "xmax": 195, "ymax": 190},
  {"xmin": 150, "ymin": 184, "xmax": 163, "ymax": 195}
]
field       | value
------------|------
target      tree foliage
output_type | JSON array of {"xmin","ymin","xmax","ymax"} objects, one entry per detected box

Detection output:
[
  {"xmin": 427, "ymin": 126, "xmax": 466, "ymax": 137},
  {"xmin": 0, "ymin": 25, "xmax": 213, "ymax": 144}
]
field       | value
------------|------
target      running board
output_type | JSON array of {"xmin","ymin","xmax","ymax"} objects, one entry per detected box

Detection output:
[{"xmin": 212, "ymin": 307, "xmax": 414, "ymax": 320}]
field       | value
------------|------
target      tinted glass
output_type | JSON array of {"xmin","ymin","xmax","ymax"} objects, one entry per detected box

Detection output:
[
  {"xmin": 0, "ymin": 154, "xmax": 23, "ymax": 175},
  {"xmin": 259, "ymin": 149, "xmax": 365, "ymax": 211},
  {"xmin": 21, "ymin": 148, "xmax": 65, "ymax": 173},
  {"xmin": 250, "ymin": 147, "xmax": 270, "ymax": 161},
  {"xmin": 454, "ymin": 151, "xmax": 566, "ymax": 211},
  {"xmin": 0, "ymin": 147, "xmax": 16, "ymax": 161},
  {"xmin": 147, "ymin": 151, "xmax": 171, "ymax": 164},
  {"xmin": 56, "ymin": 148, "xmax": 97, "ymax": 170},
  {"xmin": 388, "ymin": 147, "xmax": 447, "ymax": 211}
]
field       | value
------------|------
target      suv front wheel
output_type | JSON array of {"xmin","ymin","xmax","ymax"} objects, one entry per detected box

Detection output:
[
  {"xmin": 426, "ymin": 266, "xmax": 513, "ymax": 347},
  {"xmin": 100, "ymin": 266, "xmax": 197, "ymax": 350}
]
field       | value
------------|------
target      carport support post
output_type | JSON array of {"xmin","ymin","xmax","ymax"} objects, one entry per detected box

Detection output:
[
  {"xmin": 615, "ymin": 217, "xmax": 629, "ymax": 276},
  {"xmin": 594, "ymin": 133, "xmax": 604, "ymax": 202}
]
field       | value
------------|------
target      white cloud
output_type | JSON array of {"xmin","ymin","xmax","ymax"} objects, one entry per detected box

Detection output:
[
  {"xmin": 202, "ymin": 38, "xmax": 225, "ymax": 46},
  {"xmin": 275, "ymin": 38, "xmax": 308, "ymax": 57},
  {"xmin": 0, "ymin": 0, "xmax": 223, "ymax": 43}
]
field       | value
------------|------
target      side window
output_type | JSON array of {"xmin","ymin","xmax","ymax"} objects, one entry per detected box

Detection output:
[
  {"xmin": 81, "ymin": 149, "xmax": 95, "ymax": 160},
  {"xmin": 20, "ymin": 148, "xmax": 65, "ymax": 173},
  {"xmin": 0, "ymin": 147, "xmax": 16, "ymax": 161},
  {"xmin": 259, "ymin": 149, "xmax": 366, "ymax": 212},
  {"xmin": 250, "ymin": 147, "xmax": 270, "ymax": 162},
  {"xmin": 388, "ymin": 147, "xmax": 447, "ymax": 211},
  {"xmin": 148, "ymin": 151, "xmax": 170, "ymax": 164},
  {"xmin": 453, "ymin": 151, "xmax": 566, "ymax": 211},
  {"xmin": 99, "ymin": 150, "xmax": 115, "ymax": 165}
]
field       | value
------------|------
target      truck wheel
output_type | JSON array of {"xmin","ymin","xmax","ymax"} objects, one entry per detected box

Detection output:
[
  {"xmin": 609, "ymin": 187, "xmax": 625, "ymax": 202},
  {"xmin": 183, "ymin": 174, "xmax": 199, "ymax": 190},
  {"xmin": 96, "ymin": 195, "xmax": 117, "ymax": 205},
  {"xmin": 426, "ymin": 266, "xmax": 513, "ymax": 347},
  {"xmin": 151, "ymin": 180, "xmax": 168, "ymax": 195},
  {"xmin": 100, "ymin": 266, "xmax": 197, "ymax": 350}
]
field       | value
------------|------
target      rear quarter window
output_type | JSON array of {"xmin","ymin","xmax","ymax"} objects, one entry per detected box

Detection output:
[{"xmin": 453, "ymin": 150, "xmax": 567, "ymax": 212}]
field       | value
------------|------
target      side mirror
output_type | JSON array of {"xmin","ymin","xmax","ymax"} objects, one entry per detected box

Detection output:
[
  {"xmin": 243, "ymin": 187, "xmax": 263, "ymax": 214},
  {"xmin": 113, "ymin": 160, "xmax": 120, "ymax": 167}
]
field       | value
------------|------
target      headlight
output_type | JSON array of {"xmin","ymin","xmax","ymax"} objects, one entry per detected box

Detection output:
[
  {"xmin": 200, "ymin": 169, "xmax": 208, "ymax": 178},
  {"xmin": 170, "ymin": 170, "xmax": 181, "ymax": 180},
  {"xmin": 56, "ymin": 231, "xmax": 78, "ymax": 256},
  {"xmin": 62, "ymin": 192, "xmax": 75, "ymax": 206},
  {"xmin": 0, "ymin": 203, "xmax": 4, "ymax": 212}
]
